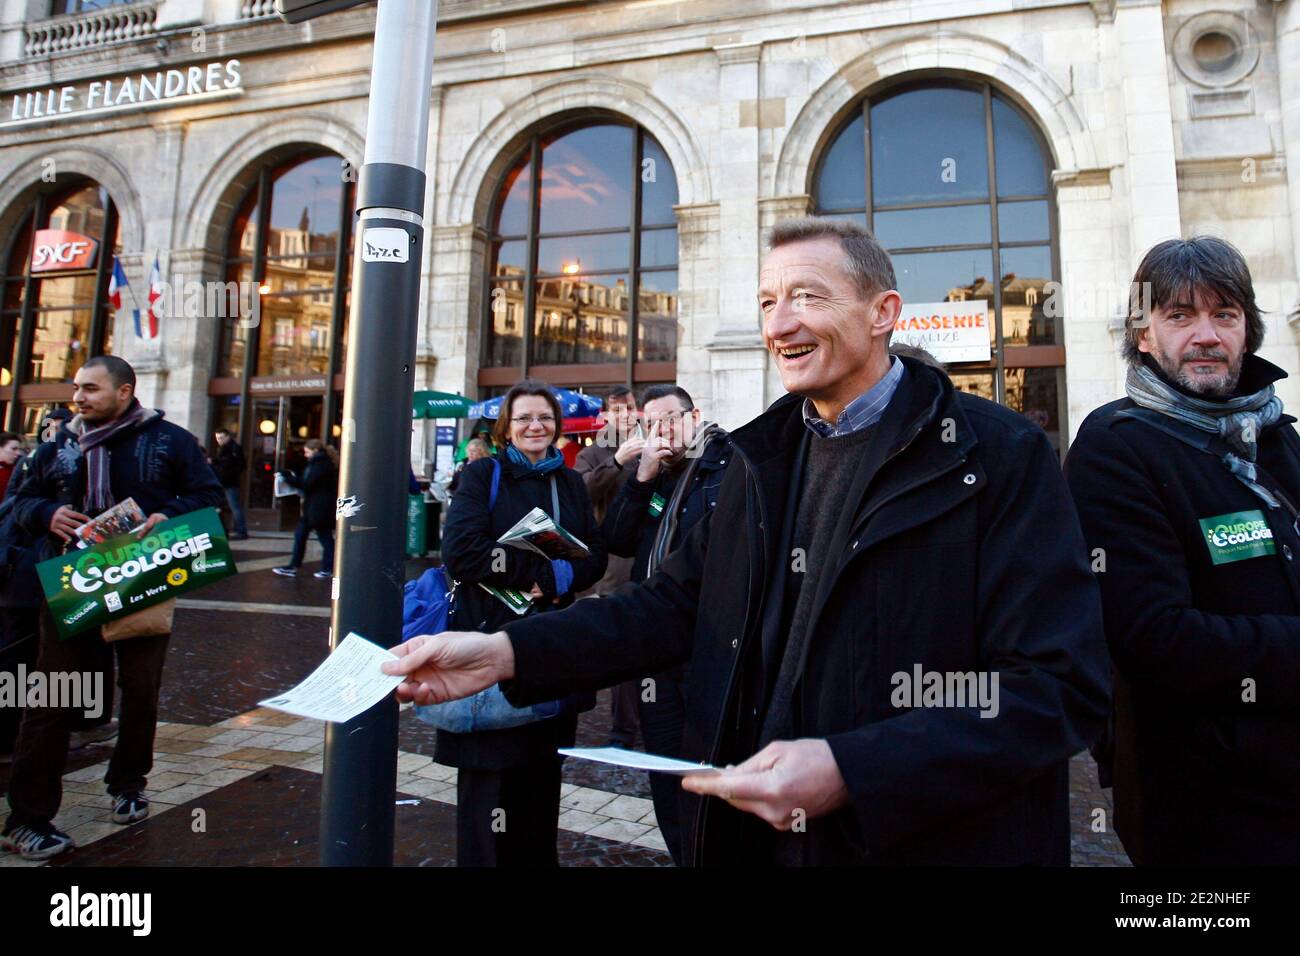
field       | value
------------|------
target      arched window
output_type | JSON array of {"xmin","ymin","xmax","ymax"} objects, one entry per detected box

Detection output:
[
  {"xmin": 1, "ymin": 180, "xmax": 121, "ymax": 435},
  {"xmin": 479, "ymin": 119, "xmax": 680, "ymax": 399},
  {"xmin": 216, "ymin": 152, "xmax": 354, "ymax": 381},
  {"xmin": 815, "ymin": 81, "xmax": 1065, "ymax": 450},
  {"xmin": 211, "ymin": 151, "xmax": 354, "ymax": 518}
]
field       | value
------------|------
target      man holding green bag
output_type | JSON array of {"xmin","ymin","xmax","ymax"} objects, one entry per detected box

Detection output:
[{"xmin": 1, "ymin": 356, "xmax": 223, "ymax": 861}]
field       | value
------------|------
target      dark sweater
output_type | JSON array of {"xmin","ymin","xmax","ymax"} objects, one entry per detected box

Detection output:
[{"xmin": 762, "ymin": 423, "xmax": 877, "ymax": 746}]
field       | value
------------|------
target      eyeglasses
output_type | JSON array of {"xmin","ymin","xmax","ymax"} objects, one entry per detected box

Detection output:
[{"xmin": 511, "ymin": 415, "xmax": 556, "ymax": 427}]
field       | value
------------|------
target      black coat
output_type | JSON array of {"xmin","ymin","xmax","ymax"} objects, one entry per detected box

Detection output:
[
  {"xmin": 436, "ymin": 448, "xmax": 608, "ymax": 770},
  {"xmin": 1064, "ymin": 354, "xmax": 1300, "ymax": 864},
  {"xmin": 281, "ymin": 452, "xmax": 338, "ymax": 532},
  {"xmin": 603, "ymin": 429, "xmax": 731, "ymax": 583},
  {"xmin": 502, "ymin": 359, "xmax": 1110, "ymax": 865},
  {"xmin": 12, "ymin": 408, "xmax": 224, "ymax": 563},
  {"xmin": 213, "ymin": 439, "xmax": 245, "ymax": 487}
]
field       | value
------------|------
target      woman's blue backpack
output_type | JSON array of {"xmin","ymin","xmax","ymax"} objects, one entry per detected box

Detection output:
[{"xmin": 405, "ymin": 457, "xmax": 560, "ymax": 733}]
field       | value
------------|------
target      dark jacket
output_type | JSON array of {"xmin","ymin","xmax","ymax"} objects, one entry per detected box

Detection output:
[
  {"xmin": 12, "ymin": 408, "xmax": 224, "ymax": 563},
  {"xmin": 502, "ymin": 358, "xmax": 1110, "ymax": 865},
  {"xmin": 436, "ymin": 448, "xmax": 608, "ymax": 770},
  {"xmin": 1064, "ymin": 354, "xmax": 1300, "ymax": 865},
  {"xmin": 574, "ymin": 438, "xmax": 636, "ymax": 597},
  {"xmin": 603, "ymin": 428, "xmax": 731, "ymax": 583},
  {"xmin": 280, "ymin": 451, "xmax": 338, "ymax": 532},
  {"xmin": 213, "ymin": 439, "xmax": 245, "ymax": 488}
]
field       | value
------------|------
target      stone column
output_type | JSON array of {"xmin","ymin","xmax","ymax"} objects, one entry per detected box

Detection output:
[
  {"xmin": 706, "ymin": 41, "xmax": 768, "ymax": 430},
  {"xmin": 1113, "ymin": 0, "xmax": 1182, "ymax": 255},
  {"xmin": 1277, "ymin": 0, "xmax": 1300, "ymax": 328},
  {"xmin": 1052, "ymin": 167, "xmax": 1125, "ymax": 441},
  {"xmin": 673, "ymin": 201, "xmax": 720, "ymax": 414}
]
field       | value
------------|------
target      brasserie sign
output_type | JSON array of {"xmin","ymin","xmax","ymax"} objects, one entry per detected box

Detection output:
[{"xmin": 3, "ymin": 59, "xmax": 242, "ymax": 130}]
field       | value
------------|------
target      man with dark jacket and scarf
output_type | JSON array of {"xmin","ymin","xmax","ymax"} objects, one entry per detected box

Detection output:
[
  {"xmin": 1065, "ymin": 237, "xmax": 1300, "ymax": 865},
  {"xmin": 602, "ymin": 384, "xmax": 730, "ymax": 863},
  {"xmin": 385, "ymin": 217, "xmax": 1110, "ymax": 866},
  {"xmin": 1, "ymin": 355, "xmax": 223, "ymax": 860}
]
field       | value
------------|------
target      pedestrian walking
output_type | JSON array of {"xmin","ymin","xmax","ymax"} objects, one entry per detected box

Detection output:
[
  {"xmin": 1066, "ymin": 236, "xmax": 1300, "ymax": 864},
  {"xmin": 1, "ymin": 355, "xmax": 223, "ymax": 860},
  {"xmin": 213, "ymin": 428, "xmax": 249, "ymax": 539},
  {"xmin": 435, "ymin": 379, "xmax": 607, "ymax": 866},
  {"xmin": 273, "ymin": 439, "xmax": 338, "ymax": 579}
]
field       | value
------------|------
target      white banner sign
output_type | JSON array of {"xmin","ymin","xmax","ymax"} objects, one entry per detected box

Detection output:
[
  {"xmin": 893, "ymin": 300, "xmax": 991, "ymax": 364},
  {"xmin": 3, "ymin": 59, "xmax": 242, "ymax": 129}
]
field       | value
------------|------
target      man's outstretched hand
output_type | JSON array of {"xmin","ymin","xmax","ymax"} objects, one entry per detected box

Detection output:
[{"xmin": 381, "ymin": 631, "xmax": 515, "ymax": 706}]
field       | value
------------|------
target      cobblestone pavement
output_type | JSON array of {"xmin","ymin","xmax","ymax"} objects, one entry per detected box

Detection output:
[{"xmin": 0, "ymin": 534, "xmax": 1128, "ymax": 867}]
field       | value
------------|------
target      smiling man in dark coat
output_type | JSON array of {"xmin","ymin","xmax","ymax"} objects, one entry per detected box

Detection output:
[
  {"xmin": 1065, "ymin": 237, "xmax": 1300, "ymax": 865},
  {"xmin": 385, "ymin": 217, "xmax": 1110, "ymax": 866}
]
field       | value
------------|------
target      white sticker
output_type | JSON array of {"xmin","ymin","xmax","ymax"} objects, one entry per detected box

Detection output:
[
  {"xmin": 331, "ymin": 575, "xmax": 340, "ymax": 600},
  {"xmin": 361, "ymin": 227, "xmax": 409, "ymax": 263},
  {"xmin": 336, "ymin": 495, "xmax": 364, "ymax": 519}
]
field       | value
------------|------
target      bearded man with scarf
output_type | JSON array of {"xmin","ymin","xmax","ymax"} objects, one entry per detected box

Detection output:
[
  {"xmin": 1066, "ymin": 237, "xmax": 1300, "ymax": 865},
  {"xmin": 1, "ymin": 356, "xmax": 223, "ymax": 861}
]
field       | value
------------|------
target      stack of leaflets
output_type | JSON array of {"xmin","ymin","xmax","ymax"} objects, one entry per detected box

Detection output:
[
  {"xmin": 73, "ymin": 498, "xmax": 146, "ymax": 548},
  {"xmin": 498, "ymin": 507, "xmax": 591, "ymax": 560},
  {"xmin": 477, "ymin": 508, "xmax": 592, "ymax": 614}
]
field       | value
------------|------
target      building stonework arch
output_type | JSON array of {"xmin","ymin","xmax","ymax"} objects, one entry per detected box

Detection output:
[
  {"xmin": 0, "ymin": 144, "xmax": 144, "ymax": 254},
  {"xmin": 774, "ymin": 29, "xmax": 1098, "ymax": 199},
  {"xmin": 181, "ymin": 112, "xmax": 364, "ymax": 255},
  {"xmin": 443, "ymin": 72, "xmax": 711, "ymax": 227}
]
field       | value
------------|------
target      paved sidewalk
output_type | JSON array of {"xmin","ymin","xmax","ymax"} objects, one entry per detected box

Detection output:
[{"xmin": 0, "ymin": 536, "xmax": 1129, "ymax": 866}]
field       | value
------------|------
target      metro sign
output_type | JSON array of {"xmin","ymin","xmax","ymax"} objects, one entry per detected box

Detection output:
[{"xmin": 31, "ymin": 229, "xmax": 99, "ymax": 273}]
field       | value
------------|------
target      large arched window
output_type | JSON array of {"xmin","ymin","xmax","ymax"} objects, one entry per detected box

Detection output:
[
  {"xmin": 479, "ymin": 119, "xmax": 680, "ymax": 398},
  {"xmin": 1, "ymin": 180, "xmax": 121, "ymax": 435},
  {"xmin": 210, "ymin": 151, "xmax": 354, "ymax": 519},
  {"xmin": 815, "ymin": 80, "xmax": 1065, "ymax": 450}
]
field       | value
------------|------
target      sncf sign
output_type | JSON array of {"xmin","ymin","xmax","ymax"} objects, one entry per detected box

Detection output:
[{"xmin": 31, "ymin": 229, "xmax": 99, "ymax": 273}]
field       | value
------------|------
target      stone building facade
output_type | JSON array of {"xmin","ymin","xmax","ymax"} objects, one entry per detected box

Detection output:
[{"xmin": 1, "ymin": 0, "xmax": 1297, "ymax": 516}]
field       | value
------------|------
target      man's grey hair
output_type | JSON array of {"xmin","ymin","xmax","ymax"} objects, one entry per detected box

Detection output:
[{"xmin": 766, "ymin": 216, "xmax": 897, "ymax": 301}]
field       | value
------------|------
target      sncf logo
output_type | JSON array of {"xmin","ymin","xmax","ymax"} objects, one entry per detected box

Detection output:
[{"xmin": 31, "ymin": 229, "xmax": 99, "ymax": 272}]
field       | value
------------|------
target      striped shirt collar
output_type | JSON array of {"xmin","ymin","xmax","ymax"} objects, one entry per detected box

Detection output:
[{"xmin": 801, "ymin": 356, "xmax": 905, "ymax": 438}]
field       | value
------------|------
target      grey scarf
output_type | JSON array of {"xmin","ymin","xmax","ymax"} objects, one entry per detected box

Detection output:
[
  {"xmin": 645, "ymin": 421, "xmax": 723, "ymax": 578},
  {"xmin": 72, "ymin": 400, "xmax": 152, "ymax": 514},
  {"xmin": 1125, "ymin": 363, "xmax": 1285, "ymax": 508}
]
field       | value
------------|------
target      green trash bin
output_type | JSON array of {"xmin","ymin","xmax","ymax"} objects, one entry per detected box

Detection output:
[{"xmin": 405, "ymin": 494, "xmax": 427, "ymax": 557}]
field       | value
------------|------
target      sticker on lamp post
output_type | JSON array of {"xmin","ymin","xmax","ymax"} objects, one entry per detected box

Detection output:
[{"xmin": 361, "ymin": 227, "xmax": 409, "ymax": 264}]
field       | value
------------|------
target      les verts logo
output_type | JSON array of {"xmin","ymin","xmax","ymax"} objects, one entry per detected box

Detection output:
[
  {"xmin": 39, "ymin": 508, "xmax": 235, "ymax": 638},
  {"xmin": 1198, "ymin": 510, "xmax": 1276, "ymax": 566}
]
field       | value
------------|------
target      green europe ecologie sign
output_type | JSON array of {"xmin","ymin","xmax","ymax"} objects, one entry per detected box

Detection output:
[{"xmin": 37, "ymin": 507, "xmax": 237, "ymax": 638}]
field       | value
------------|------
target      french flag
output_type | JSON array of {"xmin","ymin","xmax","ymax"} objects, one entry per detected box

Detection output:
[
  {"xmin": 108, "ymin": 257, "xmax": 142, "ymax": 336},
  {"xmin": 142, "ymin": 254, "xmax": 163, "ymax": 340}
]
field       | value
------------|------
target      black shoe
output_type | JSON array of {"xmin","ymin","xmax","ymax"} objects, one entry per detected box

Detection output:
[
  {"xmin": 231, "ymin": 533, "xmax": 250, "ymax": 541},
  {"xmin": 273, "ymin": 566, "xmax": 298, "ymax": 577},
  {"xmin": 313, "ymin": 570, "xmax": 332, "ymax": 579},
  {"xmin": 111, "ymin": 791, "xmax": 149, "ymax": 825},
  {"xmin": 2, "ymin": 823, "xmax": 75, "ymax": 860}
]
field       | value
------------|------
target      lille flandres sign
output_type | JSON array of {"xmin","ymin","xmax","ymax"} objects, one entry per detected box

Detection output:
[{"xmin": 3, "ymin": 59, "xmax": 242, "ymax": 130}]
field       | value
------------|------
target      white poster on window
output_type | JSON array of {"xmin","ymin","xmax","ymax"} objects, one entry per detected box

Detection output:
[{"xmin": 893, "ymin": 300, "xmax": 991, "ymax": 364}]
